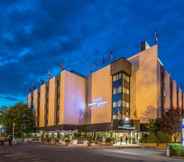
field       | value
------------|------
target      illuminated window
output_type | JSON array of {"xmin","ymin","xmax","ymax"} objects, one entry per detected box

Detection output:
[
  {"xmin": 113, "ymin": 115, "xmax": 118, "ymax": 120},
  {"xmin": 113, "ymin": 88, "xmax": 116, "ymax": 94},
  {"xmin": 118, "ymin": 86, "xmax": 122, "ymax": 93},
  {"xmin": 117, "ymin": 100, "xmax": 121, "ymax": 107},
  {"xmin": 122, "ymin": 101, "xmax": 126, "ymax": 107},
  {"xmin": 118, "ymin": 73, "xmax": 122, "ymax": 79},
  {"xmin": 113, "ymin": 102, "xmax": 117, "ymax": 108},
  {"xmin": 113, "ymin": 76, "xmax": 116, "ymax": 81},
  {"xmin": 123, "ymin": 87, "xmax": 129, "ymax": 94}
]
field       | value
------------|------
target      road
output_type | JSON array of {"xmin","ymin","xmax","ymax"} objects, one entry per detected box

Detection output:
[{"xmin": 0, "ymin": 143, "xmax": 183, "ymax": 162}]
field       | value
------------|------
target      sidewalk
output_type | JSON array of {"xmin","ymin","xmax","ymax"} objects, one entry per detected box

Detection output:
[{"xmin": 95, "ymin": 148, "xmax": 184, "ymax": 162}]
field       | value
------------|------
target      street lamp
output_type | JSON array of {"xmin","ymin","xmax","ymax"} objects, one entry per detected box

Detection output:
[
  {"xmin": 12, "ymin": 122, "xmax": 15, "ymax": 143},
  {"xmin": 182, "ymin": 119, "xmax": 184, "ymax": 146}
]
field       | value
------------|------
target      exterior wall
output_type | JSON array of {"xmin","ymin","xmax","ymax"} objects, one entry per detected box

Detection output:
[
  {"xmin": 172, "ymin": 80, "xmax": 177, "ymax": 110},
  {"xmin": 33, "ymin": 89, "xmax": 38, "ymax": 126},
  {"xmin": 63, "ymin": 71, "xmax": 86, "ymax": 125},
  {"xmin": 58, "ymin": 71, "xmax": 86, "ymax": 125},
  {"xmin": 39, "ymin": 84, "xmax": 46, "ymax": 128},
  {"xmin": 87, "ymin": 65, "xmax": 112, "ymax": 124},
  {"xmin": 163, "ymin": 71, "xmax": 171, "ymax": 111},
  {"xmin": 48, "ymin": 77, "xmax": 56, "ymax": 127},
  {"xmin": 128, "ymin": 45, "xmax": 159, "ymax": 123},
  {"xmin": 28, "ymin": 44, "xmax": 184, "ymax": 130}
]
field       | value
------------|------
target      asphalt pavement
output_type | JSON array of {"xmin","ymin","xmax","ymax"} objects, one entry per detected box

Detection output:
[{"xmin": 0, "ymin": 143, "xmax": 183, "ymax": 162}]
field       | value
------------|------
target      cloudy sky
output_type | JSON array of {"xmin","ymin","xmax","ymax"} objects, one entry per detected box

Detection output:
[{"xmin": 0, "ymin": 0, "xmax": 184, "ymax": 107}]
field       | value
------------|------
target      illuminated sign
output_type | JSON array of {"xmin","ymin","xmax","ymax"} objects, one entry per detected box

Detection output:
[
  {"xmin": 118, "ymin": 118, "xmax": 135, "ymax": 130},
  {"xmin": 182, "ymin": 119, "xmax": 184, "ymax": 146},
  {"xmin": 88, "ymin": 97, "xmax": 107, "ymax": 108}
]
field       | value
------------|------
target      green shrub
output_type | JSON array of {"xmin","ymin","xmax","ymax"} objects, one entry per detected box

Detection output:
[
  {"xmin": 140, "ymin": 133, "xmax": 157, "ymax": 143},
  {"xmin": 157, "ymin": 131, "xmax": 171, "ymax": 143},
  {"xmin": 169, "ymin": 143, "xmax": 184, "ymax": 156},
  {"xmin": 140, "ymin": 132, "xmax": 171, "ymax": 144},
  {"xmin": 105, "ymin": 137, "xmax": 113, "ymax": 144}
]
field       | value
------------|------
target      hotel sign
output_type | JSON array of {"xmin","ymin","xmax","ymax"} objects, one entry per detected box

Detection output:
[
  {"xmin": 88, "ymin": 97, "xmax": 107, "ymax": 109},
  {"xmin": 182, "ymin": 118, "xmax": 184, "ymax": 146}
]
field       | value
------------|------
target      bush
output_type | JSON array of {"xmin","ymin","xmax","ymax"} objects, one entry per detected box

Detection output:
[
  {"xmin": 157, "ymin": 131, "xmax": 171, "ymax": 143},
  {"xmin": 169, "ymin": 144, "xmax": 184, "ymax": 156},
  {"xmin": 105, "ymin": 137, "xmax": 113, "ymax": 144},
  {"xmin": 140, "ymin": 133, "xmax": 157, "ymax": 143},
  {"xmin": 140, "ymin": 132, "xmax": 171, "ymax": 144}
]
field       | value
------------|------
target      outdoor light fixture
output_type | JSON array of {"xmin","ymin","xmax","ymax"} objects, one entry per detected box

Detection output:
[
  {"xmin": 182, "ymin": 118, "xmax": 184, "ymax": 146},
  {"xmin": 124, "ymin": 117, "xmax": 129, "ymax": 122}
]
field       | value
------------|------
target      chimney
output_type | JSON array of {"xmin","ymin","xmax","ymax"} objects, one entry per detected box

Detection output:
[{"xmin": 140, "ymin": 41, "xmax": 150, "ymax": 51}]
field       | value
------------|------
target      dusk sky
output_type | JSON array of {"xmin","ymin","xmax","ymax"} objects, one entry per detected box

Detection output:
[{"xmin": 0, "ymin": 0, "xmax": 184, "ymax": 107}]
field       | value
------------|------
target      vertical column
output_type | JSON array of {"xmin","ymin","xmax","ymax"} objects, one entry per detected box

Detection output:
[
  {"xmin": 177, "ymin": 87, "xmax": 179, "ymax": 110},
  {"xmin": 55, "ymin": 74, "xmax": 60, "ymax": 126},
  {"xmin": 160, "ymin": 65, "xmax": 165, "ymax": 115}
]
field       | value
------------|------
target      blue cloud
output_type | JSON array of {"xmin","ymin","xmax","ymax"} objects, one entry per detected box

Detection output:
[{"xmin": 0, "ymin": 0, "xmax": 184, "ymax": 106}]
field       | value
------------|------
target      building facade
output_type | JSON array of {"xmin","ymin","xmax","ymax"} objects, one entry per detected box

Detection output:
[{"xmin": 28, "ymin": 43, "xmax": 184, "ymax": 143}]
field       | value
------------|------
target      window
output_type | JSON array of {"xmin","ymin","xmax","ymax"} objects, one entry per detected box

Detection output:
[
  {"xmin": 122, "ymin": 101, "xmax": 126, "ymax": 107},
  {"xmin": 123, "ymin": 87, "xmax": 129, "ymax": 94},
  {"xmin": 113, "ymin": 75, "xmax": 116, "ymax": 81},
  {"xmin": 113, "ymin": 115, "xmax": 118, "ymax": 120},
  {"xmin": 126, "ymin": 102, "xmax": 129, "ymax": 108},
  {"xmin": 113, "ymin": 88, "xmax": 116, "ymax": 95},
  {"xmin": 117, "ymin": 100, "xmax": 121, "ymax": 107},
  {"xmin": 118, "ymin": 73, "xmax": 122, "ymax": 79},
  {"xmin": 118, "ymin": 86, "xmax": 122, "ymax": 93},
  {"xmin": 123, "ymin": 74, "xmax": 130, "ymax": 82},
  {"xmin": 113, "ymin": 102, "xmax": 117, "ymax": 108}
]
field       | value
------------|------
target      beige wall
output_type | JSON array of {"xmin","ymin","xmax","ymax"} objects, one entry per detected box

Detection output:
[
  {"xmin": 39, "ymin": 84, "xmax": 46, "ymax": 127},
  {"xmin": 172, "ymin": 80, "xmax": 177, "ymax": 110},
  {"xmin": 48, "ymin": 77, "xmax": 56, "ymax": 127},
  {"xmin": 128, "ymin": 45, "xmax": 159, "ymax": 123},
  {"xmin": 163, "ymin": 71, "xmax": 171, "ymax": 111},
  {"xmin": 58, "ymin": 71, "xmax": 86, "ymax": 125},
  {"xmin": 87, "ymin": 65, "xmax": 112, "ymax": 124}
]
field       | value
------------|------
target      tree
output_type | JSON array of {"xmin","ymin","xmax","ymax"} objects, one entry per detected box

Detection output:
[
  {"xmin": 141, "ymin": 119, "xmax": 171, "ymax": 144},
  {"xmin": 2, "ymin": 103, "xmax": 35, "ymax": 138},
  {"xmin": 159, "ymin": 109, "xmax": 182, "ymax": 142}
]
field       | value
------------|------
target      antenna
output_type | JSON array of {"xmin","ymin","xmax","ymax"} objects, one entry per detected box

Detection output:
[
  {"xmin": 108, "ymin": 50, "xmax": 113, "ymax": 63},
  {"xmin": 154, "ymin": 32, "xmax": 158, "ymax": 44},
  {"xmin": 60, "ymin": 64, "xmax": 64, "ymax": 71},
  {"xmin": 48, "ymin": 70, "xmax": 52, "ymax": 79}
]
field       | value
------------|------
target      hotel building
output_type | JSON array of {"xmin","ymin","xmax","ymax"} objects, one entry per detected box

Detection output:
[{"xmin": 28, "ymin": 42, "xmax": 184, "ymax": 143}]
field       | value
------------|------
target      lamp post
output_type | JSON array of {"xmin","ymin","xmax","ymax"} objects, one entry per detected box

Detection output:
[
  {"xmin": 182, "ymin": 119, "xmax": 184, "ymax": 146},
  {"xmin": 12, "ymin": 122, "xmax": 15, "ymax": 144}
]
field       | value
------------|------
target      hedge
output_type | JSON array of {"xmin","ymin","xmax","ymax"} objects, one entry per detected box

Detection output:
[{"xmin": 169, "ymin": 143, "xmax": 184, "ymax": 156}]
